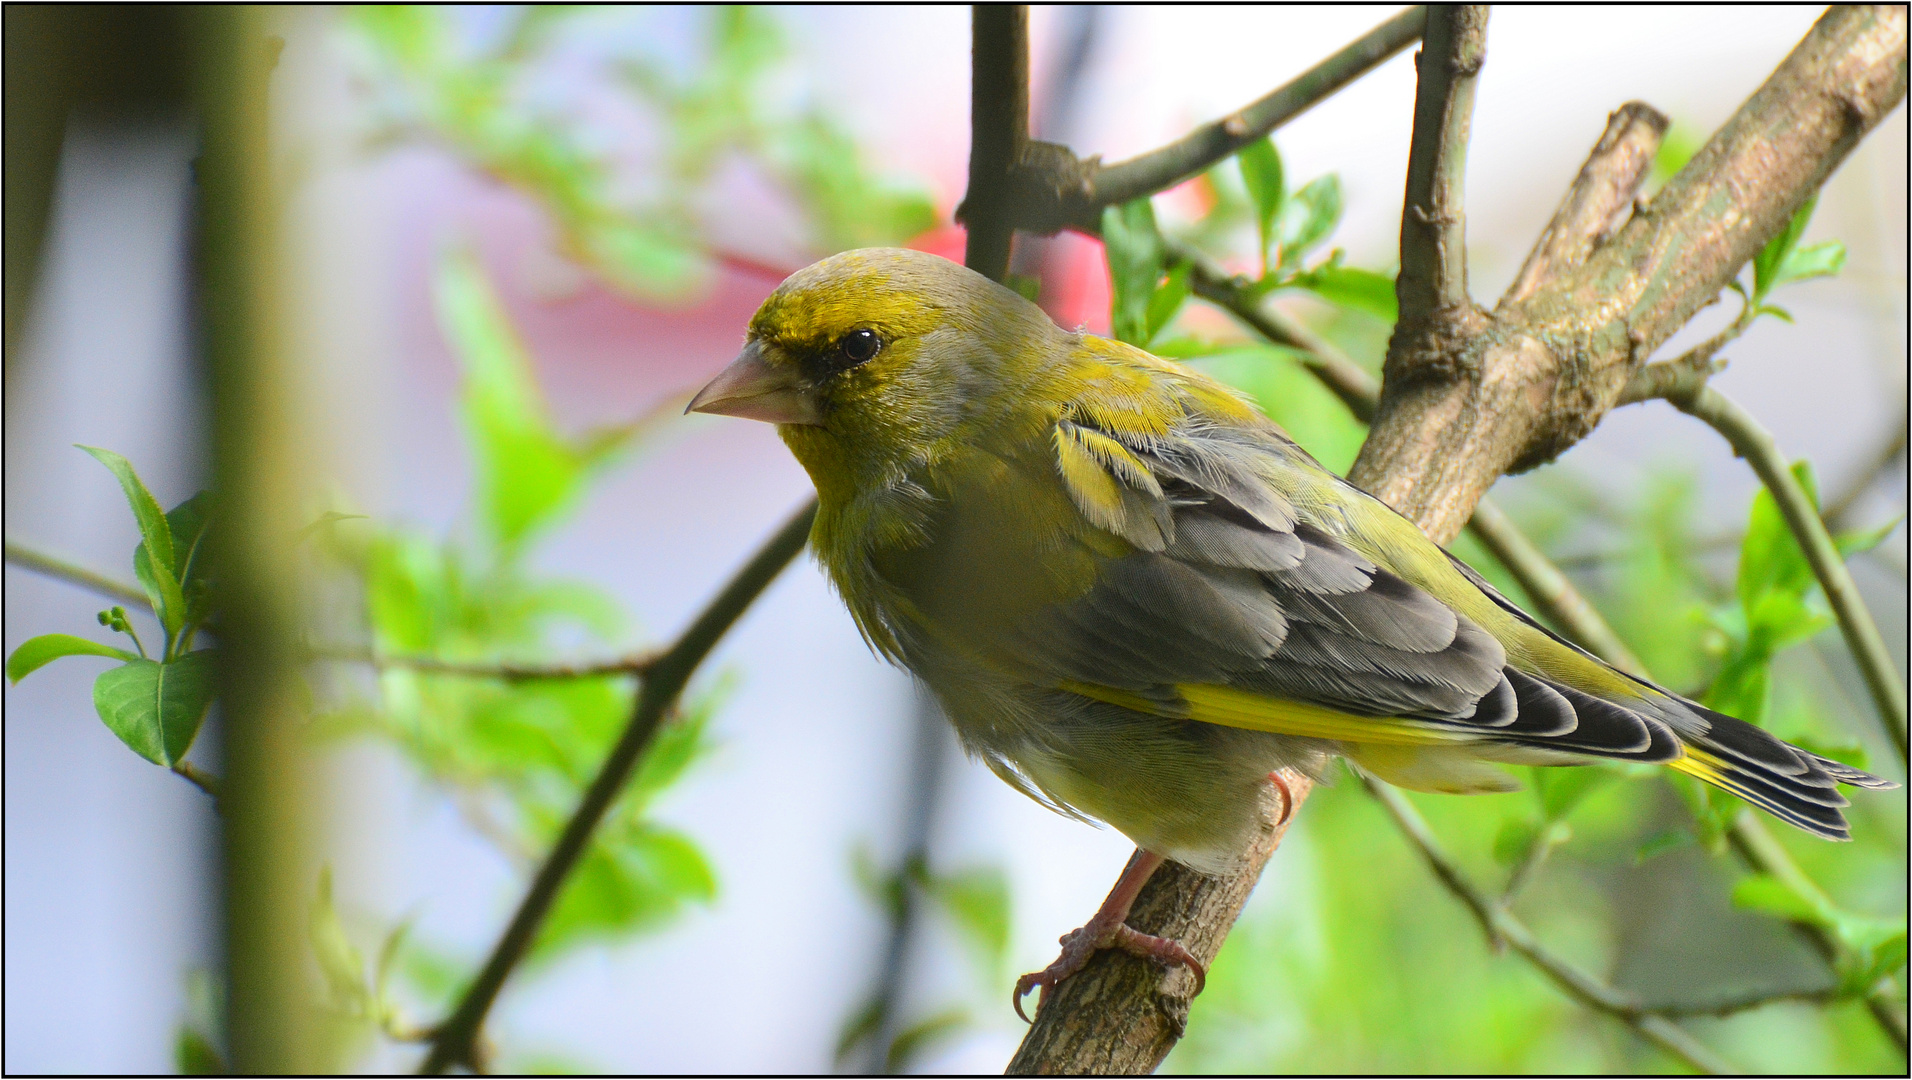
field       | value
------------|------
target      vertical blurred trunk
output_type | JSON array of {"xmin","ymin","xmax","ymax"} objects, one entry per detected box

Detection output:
[{"xmin": 193, "ymin": 9, "xmax": 322, "ymax": 1072}]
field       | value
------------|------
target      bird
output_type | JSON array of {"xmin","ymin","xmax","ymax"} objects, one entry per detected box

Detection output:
[{"xmin": 687, "ymin": 247, "xmax": 1896, "ymax": 1018}]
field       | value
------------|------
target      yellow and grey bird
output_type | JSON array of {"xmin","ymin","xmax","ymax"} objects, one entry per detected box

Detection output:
[{"xmin": 688, "ymin": 247, "xmax": 1894, "ymax": 1013}]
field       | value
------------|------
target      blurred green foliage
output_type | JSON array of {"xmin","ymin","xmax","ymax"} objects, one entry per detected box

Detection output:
[{"xmin": 349, "ymin": 6, "xmax": 935, "ymax": 301}]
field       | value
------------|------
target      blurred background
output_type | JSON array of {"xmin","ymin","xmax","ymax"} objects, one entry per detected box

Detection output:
[{"xmin": 4, "ymin": 6, "xmax": 1904, "ymax": 1074}]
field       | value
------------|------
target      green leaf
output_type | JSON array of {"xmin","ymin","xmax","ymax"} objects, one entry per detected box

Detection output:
[
  {"xmin": 1004, "ymin": 273, "xmax": 1041, "ymax": 303},
  {"xmin": 1835, "ymin": 513, "xmax": 1903, "ymax": 559},
  {"xmin": 1145, "ymin": 262, "xmax": 1193, "ymax": 343},
  {"xmin": 1102, "ymin": 199, "xmax": 1166, "ymax": 346},
  {"xmin": 1237, "ymin": 137, "xmax": 1284, "ymax": 273},
  {"xmin": 1492, "ymin": 817, "xmax": 1539, "ymax": 867},
  {"xmin": 1751, "ymin": 195, "xmax": 1816, "ymax": 303},
  {"xmin": 1774, "ymin": 239, "xmax": 1845, "ymax": 289},
  {"xmin": 919, "ymin": 865, "xmax": 1011, "ymax": 978},
  {"xmin": 80, "ymin": 445, "xmax": 188, "ymax": 635},
  {"xmin": 91, "ymin": 652, "xmax": 217, "ymax": 767},
  {"xmin": 1737, "ymin": 461, "xmax": 1819, "ymax": 613},
  {"xmin": 7, "ymin": 633, "xmax": 139, "ymax": 683},
  {"xmin": 885, "ymin": 1007, "xmax": 970, "ymax": 1073},
  {"xmin": 1272, "ymin": 175, "xmax": 1342, "ymax": 268},
  {"xmin": 833, "ymin": 994, "xmax": 885, "ymax": 1064},
  {"xmin": 310, "ymin": 866, "xmax": 371, "ymax": 1015},
  {"xmin": 1841, "ymin": 929, "xmax": 1908, "ymax": 995},
  {"xmin": 1634, "ymin": 828, "xmax": 1692, "ymax": 864},
  {"xmin": 1291, "ymin": 262, "xmax": 1398, "ymax": 323},
  {"xmin": 536, "ymin": 824, "xmax": 716, "ymax": 959},
  {"xmin": 435, "ymin": 251, "xmax": 590, "ymax": 548},
  {"xmin": 174, "ymin": 1027, "xmax": 228, "ymax": 1076}
]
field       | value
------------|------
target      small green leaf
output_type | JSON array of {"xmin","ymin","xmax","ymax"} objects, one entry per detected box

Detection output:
[
  {"xmin": 310, "ymin": 866, "xmax": 371, "ymax": 1014},
  {"xmin": 920, "ymin": 866, "xmax": 1011, "ymax": 978},
  {"xmin": 1102, "ymin": 199, "xmax": 1166, "ymax": 346},
  {"xmin": 1272, "ymin": 175, "xmax": 1342, "ymax": 268},
  {"xmin": 7, "ymin": 633, "xmax": 139, "ymax": 683},
  {"xmin": 436, "ymin": 251, "xmax": 590, "ymax": 548},
  {"xmin": 174, "ymin": 1027, "xmax": 228, "ymax": 1076},
  {"xmin": 1751, "ymin": 195, "xmax": 1816, "ymax": 303},
  {"xmin": 885, "ymin": 1007, "xmax": 970, "ymax": 1073},
  {"xmin": 1773, "ymin": 239, "xmax": 1845, "ymax": 290},
  {"xmin": 91, "ymin": 651, "xmax": 217, "ymax": 767},
  {"xmin": 1754, "ymin": 304, "xmax": 1794, "ymax": 324},
  {"xmin": 1840, "ymin": 929, "xmax": 1908, "ymax": 995},
  {"xmin": 833, "ymin": 995, "xmax": 885, "ymax": 1064},
  {"xmin": 80, "ymin": 446, "xmax": 188, "ymax": 634},
  {"xmin": 1145, "ymin": 262, "xmax": 1193, "ymax": 343},
  {"xmin": 1237, "ymin": 137, "xmax": 1284, "ymax": 273},
  {"xmin": 1003, "ymin": 273, "xmax": 1041, "ymax": 303},
  {"xmin": 1635, "ymin": 828, "xmax": 1692, "ymax": 864},
  {"xmin": 78, "ymin": 445, "xmax": 174, "ymax": 573},
  {"xmin": 1290, "ymin": 262, "xmax": 1398, "ymax": 323},
  {"xmin": 1835, "ymin": 514, "xmax": 1903, "ymax": 559}
]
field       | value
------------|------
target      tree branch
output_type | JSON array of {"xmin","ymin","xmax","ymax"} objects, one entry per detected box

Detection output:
[
  {"xmin": 309, "ymin": 646, "xmax": 658, "ymax": 683},
  {"xmin": 959, "ymin": 5, "xmax": 1030, "ymax": 281},
  {"xmin": 1070, "ymin": 7, "xmax": 1426, "ymax": 223},
  {"xmin": 1351, "ymin": 5, "xmax": 1908, "ymax": 544},
  {"xmin": 5, "ymin": 536, "xmax": 154, "ymax": 609},
  {"xmin": 418, "ymin": 501, "xmax": 816, "ymax": 1074},
  {"xmin": 1005, "ymin": 774, "xmax": 1311, "ymax": 1074},
  {"xmin": 1392, "ymin": 4, "xmax": 1489, "ymax": 334},
  {"xmin": 1502, "ymin": 101, "xmax": 1668, "ymax": 305},
  {"xmin": 1363, "ymin": 775, "xmax": 1736, "ymax": 1074},
  {"xmin": 1674, "ymin": 385, "xmax": 1908, "ymax": 764}
]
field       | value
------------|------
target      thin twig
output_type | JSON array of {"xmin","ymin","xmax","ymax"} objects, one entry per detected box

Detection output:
[
  {"xmin": 1645, "ymin": 985, "xmax": 1839, "ymax": 1018},
  {"xmin": 418, "ymin": 501, "xmax": 817, "ymax": 1075},
  {"xmin": 1076, "ymin": 7, "xmax": 1426, "ymax": 221},
  {"xmin": 174, "ymin": 760, "xmax": 223, "ymax": 803},
  {"xmin": 5, "ymin": 536, "xmax": 153, "ymax": 610},
  {"xmin": 1363, "ymin": 774, "xmax": 1735, "ymax": 1074},
  {"xmin": 1465, "ymin": 497, "xmax": 1650, "ymax": 677},
  {"xmin": 307, "ymin": 646, "xmax": 658, "ymax": 682},
  {"xmin": 1674, "ymin": 386, "xmax": 1908, "ymax": 764},
  {"xmin": 1392, "ymin": 5, "xmax": 1488, "ymax": 332}
]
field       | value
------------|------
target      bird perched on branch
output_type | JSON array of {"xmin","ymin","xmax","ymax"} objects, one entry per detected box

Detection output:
[{"xmin": 689, "ymin": 247, "xmax": 1895, "ymax": 1018}]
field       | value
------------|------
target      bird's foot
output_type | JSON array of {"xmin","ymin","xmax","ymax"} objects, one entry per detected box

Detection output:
[{"xmin": 1013, "ymin": 917, "xmax": 1205, "ymax": 1022}]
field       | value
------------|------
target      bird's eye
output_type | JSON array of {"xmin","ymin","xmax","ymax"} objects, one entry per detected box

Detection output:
[{"xmin": 836, "ymin": 328, "xmax": 881, "ymax": 367}]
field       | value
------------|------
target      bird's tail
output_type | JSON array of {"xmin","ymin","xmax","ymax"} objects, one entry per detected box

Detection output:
[{"xmin": 1664, "ymin": 701, "xmax": 1896, "ymax": 841}]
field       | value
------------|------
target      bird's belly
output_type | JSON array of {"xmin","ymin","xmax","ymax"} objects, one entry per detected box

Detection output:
[{"xmin": 931, "ymin": 672, "xmax": 1327, "ymax": 874}]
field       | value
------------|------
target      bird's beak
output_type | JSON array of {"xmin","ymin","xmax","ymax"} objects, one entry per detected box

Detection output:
[{"xmin": 685, "ymin": 340, "xmax": 823, "ymax": 426}]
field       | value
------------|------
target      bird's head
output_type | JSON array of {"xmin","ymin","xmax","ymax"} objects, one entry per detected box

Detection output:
[{"xmin": 689, "ymin": 248, "xmax": 1063, "ymax": 494}]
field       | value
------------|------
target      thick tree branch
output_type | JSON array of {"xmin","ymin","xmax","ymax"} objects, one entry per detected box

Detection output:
[
  {"xmin": 960, "ymin": 5, "xmax": 1030, "ymax": 281},
  {"xmin": 419, "ymin": 501, "xmax": 816, "ymax": 1074},
  {"xmin": 1674, "ymin": 386, "xmax": 1909, "ymax": 763},
  {"xmin": 1351, "ymin": 5, "xmax": 1908, "ymax": 544},
  {"xmin": 1362, "ymin": 776, "xmax": 1735, "ymax": 1074},
  {"xmin": 1392, "ymin": 4, "xmax": 1489, "ymax": 336},
  {"xmin": 1502, "ymin": 101, "xmax": 1668, "ymax": 305}
]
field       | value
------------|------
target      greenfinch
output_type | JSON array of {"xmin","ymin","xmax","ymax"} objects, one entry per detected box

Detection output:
[{"xmin": 689, "ymin": 248, "xmax": 1894, "ymax": 1012}]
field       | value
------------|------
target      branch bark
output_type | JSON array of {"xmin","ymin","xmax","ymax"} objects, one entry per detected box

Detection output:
[
  {"xmin": 1350, "ymin": 5, "xmax": 1909, "ymax": 544},
  {"xmin": 1391, "ymin": 4, "xmax": 1489, "ymax": 336},
  {"xmin": 960, "ymin": 5, "xmax": 1029, "ymax": 281}
]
